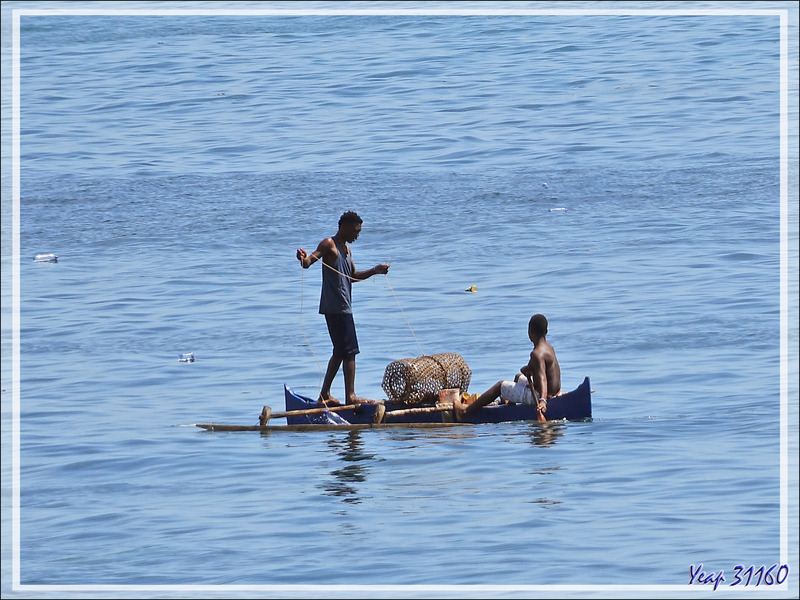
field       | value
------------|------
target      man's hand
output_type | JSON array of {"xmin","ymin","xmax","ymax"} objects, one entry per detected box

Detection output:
[
  {"xmin": 374, "ymin": 263, "xmax": 390, "ymax": 275},
  {"xmin": 297, "ymin": 248, "xmax": 314, "ymax": 267}
]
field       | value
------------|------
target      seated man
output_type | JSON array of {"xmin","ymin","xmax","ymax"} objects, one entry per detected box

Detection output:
[{"xmin": 453, "ymin": 314, "xmax": 561, "ymax": 421}]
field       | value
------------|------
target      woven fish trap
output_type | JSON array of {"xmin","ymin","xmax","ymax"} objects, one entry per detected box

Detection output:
[{"xmin": 381, "ymin": 353, "xmax": 471, "ymax": 405}]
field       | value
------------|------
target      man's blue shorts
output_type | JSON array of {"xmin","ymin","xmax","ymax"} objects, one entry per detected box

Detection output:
[{"xmin": 324, "ymin": 313, "xmax": 360, "ymax": 359}]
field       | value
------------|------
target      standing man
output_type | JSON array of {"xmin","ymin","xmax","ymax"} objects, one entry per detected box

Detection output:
[{"xmin": 296, "ymin": 211, "xmax": 389, "ymax": 406}]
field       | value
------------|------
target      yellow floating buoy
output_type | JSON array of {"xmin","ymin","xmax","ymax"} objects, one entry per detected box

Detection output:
[{"xmin": 465, "ymin": 285, "xmax": 477, "ymax": 293}]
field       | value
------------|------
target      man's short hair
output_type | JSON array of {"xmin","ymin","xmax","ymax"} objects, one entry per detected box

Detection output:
[
  {"xmin": 529, "ymin": 314, "xmax": 548, "ymax": 337},
  {"xmin": 339, "ymin": 211, "xmax": 363, "ymax": 227}
]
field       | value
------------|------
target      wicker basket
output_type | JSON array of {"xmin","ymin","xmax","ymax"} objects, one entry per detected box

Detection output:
[{"xmin": 381, "ymin": 353, "xmax": 471, "ymax": 404}]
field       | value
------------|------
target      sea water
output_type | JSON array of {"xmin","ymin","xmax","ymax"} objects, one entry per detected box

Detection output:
[{"xmin": 1, "ymin": 2, "xmax": 798, "ymax": 598}]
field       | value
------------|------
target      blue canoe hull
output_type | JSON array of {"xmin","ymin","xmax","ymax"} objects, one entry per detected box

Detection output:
[{"xmin": 284, "ymin": 377, "xmax": 592, "ymax": 426}]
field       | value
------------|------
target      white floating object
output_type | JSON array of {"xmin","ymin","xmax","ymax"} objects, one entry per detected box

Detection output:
[
  {"xmin": 541, "ymin": 182, "xmax": 549, "ymax": 189},
  {"xmin": 178, "ymin": 352, "xmax": 195, "ymax": 363},
  {"xmin": 33, "ymin": 253, "xmax": 58, "ymax": 263},
  {"xmin": 549, "ymin": 207, "xmax": 569, "ymax": 213}
]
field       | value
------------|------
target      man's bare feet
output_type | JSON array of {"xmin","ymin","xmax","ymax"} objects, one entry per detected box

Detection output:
[
  {"xmin": 347, "ymin": 397, "xmax": 375, "ymax": 406},
  {"xmin": 318, "ymin": 395, "xmax": 341, "ymax": 407}
]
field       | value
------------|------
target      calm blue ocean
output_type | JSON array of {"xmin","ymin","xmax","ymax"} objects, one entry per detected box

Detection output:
[{"xmin": 2, "ymin": 2, "xmax": 798, "ymax": 598}]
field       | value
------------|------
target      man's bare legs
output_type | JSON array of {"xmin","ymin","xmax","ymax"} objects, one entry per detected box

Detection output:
[
  {"xmin": 343, "ymin": 357, "xmax": 374, "ymax": 404},
  {"xmin": 320, "ymin": 354, "xmax": 372, "ymax": 405},
  {"xmin": 453, "ymin": 381, "xmax": 503, "ymax": 421},
  {"xmin": 342, "ymin": 356, "xmax": 357, "ymax": 405},
  {"xmin": 319, "ymin": 355, "xmax": 342, "ymax": 405}
]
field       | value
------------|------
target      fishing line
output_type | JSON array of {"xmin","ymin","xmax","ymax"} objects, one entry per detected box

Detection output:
[
  {"xmin": 383, "ymin": 273, "xmax": 425, "ymax": 357},
  {"xmin": 318, "ymin": 258, "xmax": 365, "ymax": 281},
  {"xmin": 299, "ymin": 266, "xmax": 324, "ymax": 388},
  {"xmin": 319, "ymin": 258, "xmax": 424, "ymax": 356},
  {"xmin": 300, "ymin": 258, "xmax": 426, "ymax": 362}
]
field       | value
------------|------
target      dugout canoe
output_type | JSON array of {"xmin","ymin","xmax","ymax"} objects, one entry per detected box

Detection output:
[
  {"xmin": 283, "ymin": 377, "xmax": 592, "ymax": 426},
  {"xmin": 195, "ymin": 378, "xmax": 592, "ymax": 432}
]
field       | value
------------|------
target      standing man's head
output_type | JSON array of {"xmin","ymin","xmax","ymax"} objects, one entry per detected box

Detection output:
[
  {"xmin": 337, "ymin": 211, "xmax": 363, "ymax": 243},
  {"xmin": 528, "ymin": 314, "xmax": 548, "ymax": 341}
]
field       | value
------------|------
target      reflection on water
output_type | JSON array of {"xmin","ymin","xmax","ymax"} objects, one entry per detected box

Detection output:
[
  {"xmin": 526, "ymin": 421, "xmax": 567, "ymax": 448},
  {"xmin": 526, "ymin": 423, "xmax": 567, "ymax": 508},
  {"xmin": 321, "ymin": 431, "xmax": 377, "ymax": 504}
]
